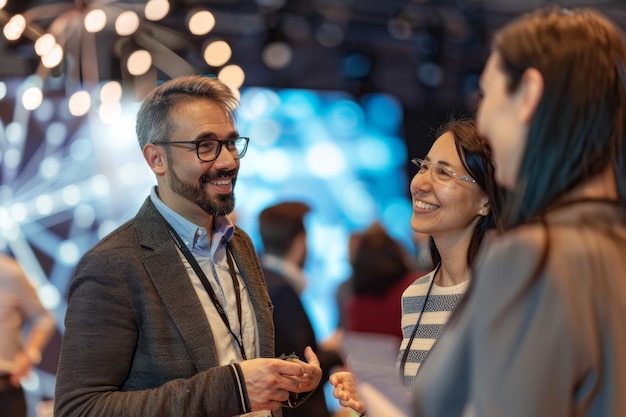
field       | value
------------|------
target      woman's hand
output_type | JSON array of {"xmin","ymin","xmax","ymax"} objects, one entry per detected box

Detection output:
[{"xmin": 330, "ymin": 371, "xmax": 365, "ymax": 414}]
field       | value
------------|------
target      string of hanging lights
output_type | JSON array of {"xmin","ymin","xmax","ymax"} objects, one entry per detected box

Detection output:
[{"xmin": 0, "ymin": 0, "xmax": 245, "ymax": 121}]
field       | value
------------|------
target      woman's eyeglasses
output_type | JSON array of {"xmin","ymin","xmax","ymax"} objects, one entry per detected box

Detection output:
[{"xmin": 411, "ymin": 158, "xmax": 476, "ymax": 187}]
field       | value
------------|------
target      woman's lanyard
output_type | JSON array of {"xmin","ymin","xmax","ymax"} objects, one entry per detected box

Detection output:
[
  {"xmin": 398, "ymin": 263, "xmax": 439, "ymax": 380},
  {"xmin": 165, "ymin": 222, "xmax": 247, "ymax": 361}
]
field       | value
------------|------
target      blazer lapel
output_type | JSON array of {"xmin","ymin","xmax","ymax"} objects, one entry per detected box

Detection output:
[{"xmin": 135, "ymin": 198, "xmax": 219, "ymax": 371}]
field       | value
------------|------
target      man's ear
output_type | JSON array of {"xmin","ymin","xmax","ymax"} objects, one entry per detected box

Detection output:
[
  {"xmin": 143, "ymin": 144, "xmax": 167, "ymax": 175},
  {"xmin": 287, "ymin": 232, "xmax": 308, "ymax": 266},
  {"xmin": 517, "ymin": 67, "xmax": 544, "ymax": 125}
]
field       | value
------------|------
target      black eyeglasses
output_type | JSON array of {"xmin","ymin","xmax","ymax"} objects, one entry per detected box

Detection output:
[{"xmin": 154, "ymin": 137, "xmax": 249, "ymax": 162}]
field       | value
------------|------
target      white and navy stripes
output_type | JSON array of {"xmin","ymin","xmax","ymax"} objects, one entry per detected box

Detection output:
[{"xmin": 396, "ymin": 270, "xmax": 469, "ymax": 386}]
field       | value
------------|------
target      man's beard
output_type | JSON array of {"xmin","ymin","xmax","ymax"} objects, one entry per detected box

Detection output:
[{"xmin": 168, "ymin": 165, "xmax": 236, "ymax": 217}]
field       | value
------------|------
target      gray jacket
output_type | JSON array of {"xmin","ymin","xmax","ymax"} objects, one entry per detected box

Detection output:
[
  {"xmin": 412, "ymin": 200, "xmax": 626, "ymax": 417},
  {"xmin": 54, "ymin": 198, "xmax": 278, "ymax": 417}
]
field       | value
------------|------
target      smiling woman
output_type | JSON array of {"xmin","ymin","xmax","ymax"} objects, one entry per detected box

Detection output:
[
  {"xmin": 398, "ymin": 118, "xmax": 503, "ymax": 384},
  {"xmin": 329, "ymin": 117, "xmax": 504, "ymax": 415}
]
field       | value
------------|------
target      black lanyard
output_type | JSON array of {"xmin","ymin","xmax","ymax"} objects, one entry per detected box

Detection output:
[
  {"xmin": 164, "ymin": 221, "xmax": 247, "ymax": 361},
  {"xmin": 398, "ymin": 263, "xmax": 439, "ymax": 380}
]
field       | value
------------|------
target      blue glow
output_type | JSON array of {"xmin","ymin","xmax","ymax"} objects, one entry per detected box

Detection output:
[
  {"xmin": 59, "ymin": 241, "xmax": 80, "ymax": 265},
  {"xmin": 239, "ymin": 88, "xmax": 281, "ymax": 119},
  {"xmin": 248, "ymin": 118, "xmax": 282, "ymax": 147},
  {"xmin": 46, "ymin": 122, "xmax": 67, "ymax": 146},
  {"xmin": 256, "ymin": 149, "xmax": 293, "ymax": 182},
  {"xmin": 4, "ymin": 148, "xmax": 21, "ymax": 169},
  {"xmin": 39, "ymin": 283, "xmax": 61, "ymax": 310},
  {"xmin": 279, "ymin": 89, "xmax": 320, "ymax": 119},
  {"xmin": 69, "ymin": 138, "xmax": 93, "ymax": 161},
  {"xmin": 6, "ymin": 122, "xmax": 24, "ymax": 145},
  {"xmin": 344, "ymin": 53, "xmax": 371, "ymax": 79},
  {"xmin": 61, "ymin": 185, "xmax": 81, "ymax": 206},
  {"xmin": 39, "ymin": 156, "xmax": 61, "ymax": 179},
  {"xmin": 35, "ymin": 194, "xmax": 54, "ymax": 215},
  {"xmin": 354, "ymin": 135, "xmax": 393, "ymax": 170},
  {"xmin": 328, "ymin": 99, "xmax": 364, "ymax": 134},
  {"xmin": 362, "ymin": 93, "xmax": 403, "ymax": 134},
  {"xmin": 35, "ymin": 100, "xmax": 54, "ymax": 122},
  {"xmin": 306, "ymin": 142, "xmax": 346, "ymax": 178},
  {"xmin": 340, "ymin": 180, "xmax": 378, "ymax": 229},
  {"xmin": 73, "ymin": 205, "xmax": 96, "ymax": 228}
]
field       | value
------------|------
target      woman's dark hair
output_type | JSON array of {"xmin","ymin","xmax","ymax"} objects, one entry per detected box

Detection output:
[
  {"xmin": 427, "ymin": 118, "xmax": 504, "ymax": 269},
  {"xmin": 351, "ymin": 223, "xmax": 411, "ymax": 296},
  {"xmin": 493, "ymin": 7, "xmax": 626, "ymax": 228}
]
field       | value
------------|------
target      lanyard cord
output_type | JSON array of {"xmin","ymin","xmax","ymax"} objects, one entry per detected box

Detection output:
[
  {"xmin": 398, "ymin": 263, "xmax": 439, "ymax": 381},
  {"xmin": 164, "ymin": 222, "xmax": 247, "ymax": 361}
]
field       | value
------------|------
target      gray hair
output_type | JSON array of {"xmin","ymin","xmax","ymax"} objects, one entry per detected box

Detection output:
[{"xmin": 135, "ymin": 75, "xmax": 238, "ymax": 150}]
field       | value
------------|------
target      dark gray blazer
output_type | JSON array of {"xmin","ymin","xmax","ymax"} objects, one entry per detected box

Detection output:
[{"xmin": 54, "ymin": 198, "xmax": 278, "ymax": 417}]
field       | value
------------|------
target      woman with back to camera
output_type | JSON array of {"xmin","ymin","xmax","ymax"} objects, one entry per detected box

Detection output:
[
  {"xmin": 345, "ymin": 222, "xmax": 422, "ymax": 345},
  {"xmin": 330, "ymin": 118, "xmax": 504, "ymax": 414},
  {"xmin": 411, "ymin": 7, "xmax": 626, "ymax": 417}
]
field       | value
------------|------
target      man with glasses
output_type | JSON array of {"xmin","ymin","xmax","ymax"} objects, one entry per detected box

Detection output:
[{"xmin": 55, "ymin": 75, "xmax": 322, "ymax": 417}]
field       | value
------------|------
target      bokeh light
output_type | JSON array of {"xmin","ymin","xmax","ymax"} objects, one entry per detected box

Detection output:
[
  {"xmin": 188, "ymin": 10, "xmax": 216, "ymax": 35},
  {"xmin": 84, "ymin": 9, "xmax": 107, "ymax": 33}
]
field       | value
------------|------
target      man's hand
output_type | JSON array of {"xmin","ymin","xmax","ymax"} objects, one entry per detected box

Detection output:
[
  {"xmin": 288, "ymin": 346, "xmax": 322, "ymax": 393},
  {"xmin": 239, "ymin": 346, "xmax": 323, "ymax": 411}
]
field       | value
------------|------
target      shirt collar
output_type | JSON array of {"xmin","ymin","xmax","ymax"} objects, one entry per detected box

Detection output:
[
  {"xmin": 150, "ymin": 186, "xmax": 234, "ymax": 255},
  {"xmin": 261, "ymin": 254, "xmax": 308, "ymax": 295}
]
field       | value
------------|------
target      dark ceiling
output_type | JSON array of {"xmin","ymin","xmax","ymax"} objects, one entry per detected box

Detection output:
[{"xmin": 2, "ymin": 0, "xmax": 626, "ymax": 110}]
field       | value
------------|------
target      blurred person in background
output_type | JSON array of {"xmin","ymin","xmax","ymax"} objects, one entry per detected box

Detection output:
[
  {"xmin": 345, "ymin": 222, "xmax": 422, "ymax": 345},
  {"xmin": 333, "ymin": 227, "xmax": 432, "ymax": 353},
  {"xmin": 258, "ymin": 201, "xmax": 344, "ymax": 417},
  {"xmin": 0, "ymin": 253, "xmax": 55, "ymax": 417},
  {"xmin": 332, "ymin": 232, "xmax": 360, "ymax": 339}
]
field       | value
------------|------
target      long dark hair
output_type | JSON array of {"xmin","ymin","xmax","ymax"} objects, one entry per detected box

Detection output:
[
  {"xmin": 427, "ymin": 118, "xmax": 504, "ymax": 269},
  {"xmin": 493, "ymin": 7, "xmax": 626, "ymax": 228},
  {"xmin": 351, "ymin": 223, "xmax": 411, "ymax": 295}
]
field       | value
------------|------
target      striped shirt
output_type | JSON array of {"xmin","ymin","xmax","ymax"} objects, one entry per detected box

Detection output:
[{"xmin": 396, "ymin": 269, "xmax": 469, "ymax": 386}]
